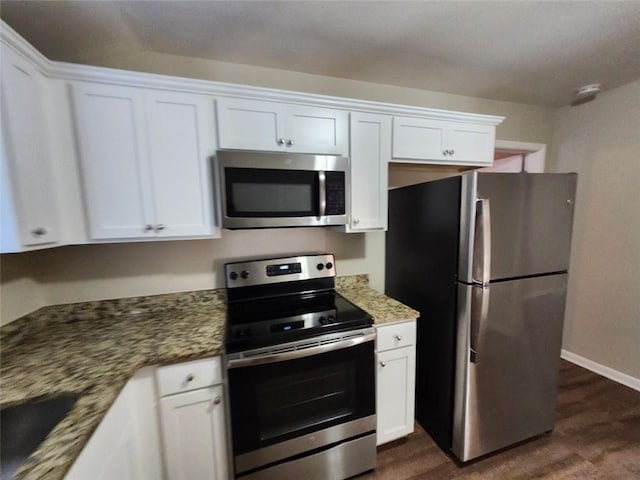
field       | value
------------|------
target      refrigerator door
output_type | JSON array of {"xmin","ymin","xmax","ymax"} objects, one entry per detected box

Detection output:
[
  {"xmin": 452, "ymin": 273, "xmax": 567, "ymax": 462},
  {"xmin": 459, "ymin": 173, "xmax": 577, "ymax": 283}
]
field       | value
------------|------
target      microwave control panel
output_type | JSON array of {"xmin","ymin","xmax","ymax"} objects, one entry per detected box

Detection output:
[{"xmin": 325, "ymin": 171, "xmax": 346, "ymax": 215}]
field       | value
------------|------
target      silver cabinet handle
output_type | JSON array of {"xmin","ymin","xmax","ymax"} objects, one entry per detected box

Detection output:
[
  {"xmin": 156, "ymin": 224, "xmax": 166, "ymax": 232},
  {"xmin": 442, "ymin": 150, "xmax": 448, "ymax": 156},
  {"xmin": 379, "ymin": 361, "xmax": 386, "ymax": 367},
  {"xmin": 278, "ymin": 138, "xmax": 286, "ymax": 145},
  {"xmin": 394, "ymin": 334, "xmax": 402, "ymax": 341},
  {"xmin": 353, "ymin": 218, "xmax": 360, "ymax": 225},
  {"xmin": 31, "ymin": 227, "xmax": 47, "ymax": 236},
  {"xmin": 186, "ymin": 374, "xmax": 194, "ymax": 382},
  {"xmin": 213, "ymin": 396, "xmax": 222, "ymax": 405},
  {"xmin": 286, "ymin": 139, "xmax": 294, "ymax": 146},
  {"xmin": 450, "ymin": 149, "xmax": 455, "ymax": 155},
  {"xmin": 144, "ymin": 224, "xmax": 154, "ymax": 232}
]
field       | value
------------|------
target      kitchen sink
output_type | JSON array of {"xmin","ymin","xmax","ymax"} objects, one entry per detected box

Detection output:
[{"xmin": 0, "ymin": 394, "xmax": 78, "ymax": 480}]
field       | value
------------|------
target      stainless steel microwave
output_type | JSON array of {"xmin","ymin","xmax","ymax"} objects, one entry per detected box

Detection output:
[{"xmin": 216, "ymin": 151, "xmax": 349, "ymax": 229}]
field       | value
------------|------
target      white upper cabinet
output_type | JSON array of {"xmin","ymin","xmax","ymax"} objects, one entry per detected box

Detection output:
[
  {"xmin": 0, "ymin": 45, "xmax": 60, "ymax": 251},
  {"xmin": 216, "ymin": 97, "xmax": 347, "ymax": 155},
  {"xmin": 73, "ymin": 83, "xmax": 218, "ymax": 240},
  {"xmin": 345, "ymin": 112, "xmax": 391, "ymax": 232},
  {"xmin": 392, "ymin": 116, "xmax": 495, "ymax": 166}
]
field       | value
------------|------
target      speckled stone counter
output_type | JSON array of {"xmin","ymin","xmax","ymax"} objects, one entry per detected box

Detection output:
[
  {"xmin": 336, "ymin": 274, "xmax": 419, "ymax": 324},
  {"xmin": 0, "ymin": 275, "xmax": 416, "ymax": 480}
]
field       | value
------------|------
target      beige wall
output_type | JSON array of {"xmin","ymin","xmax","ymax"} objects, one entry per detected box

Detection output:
[
  {"xmin": 1, "ymin": 53, "xmax": 555, "ymax": 325},
  {"xmin": 550, "ymin": 79, "xmax": 640, "ymax": 380}
]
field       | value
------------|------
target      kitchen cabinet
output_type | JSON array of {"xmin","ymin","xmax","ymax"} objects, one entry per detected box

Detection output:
[
  {"xmin": 157, "ymin": 357, "xmax": 229, "ymax": 480},
  {"xmin": 216, "ymin": 97, "xmax": 347, "ymax": 155},
  {"xmin": 0, "ymin": 45, "xmax": 61, "ymax": 251},
  {"xmin": 64, "ymin": 367, "xmax": 164, "ymax": 480},
  {"xmin": 375, "ymin": 320, "xmax": 417, "ymax": 445},
  {"xmin": 344, "ymin": 112, "xmax": 390, "ymax": 232},
  {"xmin": 392, "ymin": 116, "xmax": 495, "ymax": 166},
  {"xmin": 72, "ymin": 84, "xmax": 218, "ymax": 241}
]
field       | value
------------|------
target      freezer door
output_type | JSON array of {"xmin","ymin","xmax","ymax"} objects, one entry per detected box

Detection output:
[
  {"xmin": 452, "ymin": 274, "xmax": 567, "ymax": 462},
  {"xmin": 460, "ymin": 173, "xmax": 577, "ymax": 283}
]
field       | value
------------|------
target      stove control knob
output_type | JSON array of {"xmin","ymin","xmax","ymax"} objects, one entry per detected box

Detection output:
[
  {"xmin": 319, "ymin": 316, "xmax": 328, "ymax": 325},
  {"xmin": 316, "ymin": 263, "xmax": 325, "ymax": 270},
  {"xmin": 241, "ymin": 270, "xmax": 250, "ymax": 279},
  {"xmin": 325, "ymin": 262, "xmax": 333, "ymax": 270},
  {"xmin": 328, "ymin": 315, "xmax": 336, "ymax": 323},
  {"xmin": 229, "ymin": 271, "xmax": 238, "ymax": 280}
]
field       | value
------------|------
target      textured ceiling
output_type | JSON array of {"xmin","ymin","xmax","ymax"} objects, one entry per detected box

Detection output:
[{"xmin": 2, "ymin": 1, "xmax": 640, "ymax": 106}]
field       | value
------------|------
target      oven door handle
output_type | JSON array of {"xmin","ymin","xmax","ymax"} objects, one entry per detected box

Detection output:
[{"xmin": 227, "ymin": 331, "xmax": 376, "ymax": 369}]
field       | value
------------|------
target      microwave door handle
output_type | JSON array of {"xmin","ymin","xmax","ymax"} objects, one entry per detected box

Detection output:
[{"xmin": 318, "ymin": 171, "xmax": 326, "ymax": 217}]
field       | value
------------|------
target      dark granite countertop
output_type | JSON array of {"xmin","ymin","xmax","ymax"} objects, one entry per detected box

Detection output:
[{"xmin": 0, "ymin": 275, "xmax": 417, "ymax": 480}]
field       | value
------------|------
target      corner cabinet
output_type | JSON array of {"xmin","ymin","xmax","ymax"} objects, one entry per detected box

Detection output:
[
  {"xmin": 216, "ymin": 97, "xmax": 347, "ymax": 155},
  {"xmin": 344, "ymin": 112, "xmax": 390, "ymax": 232},
  {"xmin": 64, "ymin": 367, "xmax": 164, "ymax": 480},
  {"xmin": 0, "ymin": 45, "xmax": 61, "ymax": 251},
  {"xmin": 72, "ymin": 83, "xmax": 219, "ymax": 241},
  {"xmin": 392, "ymin": 116, "xmax": 496, "ymax": 166},
  {"xmin": 375, "ymin": 320, "xmax": 417, "ymax": 445},
  {"xmin": 157, "ymin": 357, "xmax": 229, "ymax": 480}
]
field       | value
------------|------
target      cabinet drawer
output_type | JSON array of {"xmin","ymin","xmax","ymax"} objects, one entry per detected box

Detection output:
[
  {"xmin": 376, "ymin": 321, "xmax": 416, "ymax": 352},
  {"xmin": 156, "ymin": 357, "xmax": 221, "ymax": 397}
]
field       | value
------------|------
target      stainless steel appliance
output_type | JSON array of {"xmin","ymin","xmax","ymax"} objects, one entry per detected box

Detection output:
[
  {"xmin": 385, "ymin": 172, "xmax": 577, "ymax": 462},
  {"xmin": 225, "ymin": 254, "xmax": 376, "ymax": 479},
  {"xmin": 216, "ymin": 151, "xmax": 348, "ymax": 229}
]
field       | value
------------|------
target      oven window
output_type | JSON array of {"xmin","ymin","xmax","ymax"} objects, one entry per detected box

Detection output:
[
  {"xmin": 225, "ymin": 168, "xmax": 319, "ymax": 217},
  {"xmin": 228, "ymin": 341, "xmax": 375, "ymax": 456}
]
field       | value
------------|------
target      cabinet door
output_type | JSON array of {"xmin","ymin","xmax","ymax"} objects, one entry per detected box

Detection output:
[
  {"xmin": 65, "ymin": 369, "xmax": 163, "ymax": 480},
  {"xmin": 447, "ymin": 122, "xmax": 495, "ymax": 166},
  {"xmin": 160, "ymin": 386, "xmax": 228, "ymax": 480},
  {"xmin": 145, "ymin": 91, "xmax": 217, "ymax": 237},
  {"xmin": 392, "ymin": 116, "xmax": 447, "ymax": 161},
  {"xmin": 0, "ymin": 47, "xmax": 60, "ymax": 247},
  {"xmin": 286, "ymin": 105, "xmax": 347, "ymax": 155},
  {"xmin": 348, "ymin": 112, "xmax": 390, "ymax": 231},
  {"xmin": 216, "ymin": 97, "xmax": 284, "ymax": 151},
  {"xmin": 376, "ymin": 346, "xmax": 416, "ymax": 445},
  {"xmin": 73, "ymin": 83, "xmax": 154, "ymax": 239}
]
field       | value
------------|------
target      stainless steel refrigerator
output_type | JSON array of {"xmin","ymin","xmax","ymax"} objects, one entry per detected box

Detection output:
[{"xmin": 385, "ymin": 172, "xmax": 577, "ymax": 462}]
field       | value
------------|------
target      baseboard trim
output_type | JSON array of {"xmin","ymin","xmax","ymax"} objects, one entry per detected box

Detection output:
[{"xmin": 561, "ymin": 349, "xmax": 640, "ymax": 392}]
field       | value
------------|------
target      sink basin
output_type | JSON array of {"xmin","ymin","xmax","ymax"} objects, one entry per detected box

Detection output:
[{"xmin": 1, "ymin": 394, "xmax": 78, "ymax": 480}]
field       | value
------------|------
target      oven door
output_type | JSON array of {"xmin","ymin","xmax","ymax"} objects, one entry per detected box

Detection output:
[
  {"xmin": 217, "ymin": 151, "xmax": 348, "ymax": 229},
  {"xmin": 227, "ymin": 330, "xmax": 376, "ymax": 476}
]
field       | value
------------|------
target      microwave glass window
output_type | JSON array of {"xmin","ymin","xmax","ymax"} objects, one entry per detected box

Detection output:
[
  {"xmin": 232, "ymin": 183, "xmax": 312, "ymax": 213},
  {"xmin": 225, "ymin": 168, "xmax": 319, "ymax": 217}
]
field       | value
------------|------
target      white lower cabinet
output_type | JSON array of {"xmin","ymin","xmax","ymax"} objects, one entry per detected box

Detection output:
[
  {"xmin": 65, "ymin": 367, "xmax": 164, "ymax": 480},
  {"xmin": 375, "ymin": 320, "xmax": 417, "ymax": 446},
  {"xmin": 156, "ymin": 357, "xmax": 228, "ymax": 480}
]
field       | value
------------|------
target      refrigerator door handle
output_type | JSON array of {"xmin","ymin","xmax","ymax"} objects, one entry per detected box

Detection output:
[
  {"xmin": 470, "ymin": 285, "xmax": 490, "ymax": 363},
  {"xmin": 473, "ymin": 198, "xmax": 492, "ymax": 285}
]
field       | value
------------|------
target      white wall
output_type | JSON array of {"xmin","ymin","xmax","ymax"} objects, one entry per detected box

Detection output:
[
  {"xmin": 550, "ymin": 79, "xmax": 640, "ymax": 382},
  {"xmin": 0, "ymin": 51, "xmax": 554, "ymax": 325}
]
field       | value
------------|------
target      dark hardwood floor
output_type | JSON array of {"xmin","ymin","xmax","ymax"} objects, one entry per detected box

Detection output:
[{"xmin": 361, "ymin": 360, "xmax": 640, "ymax": 479}]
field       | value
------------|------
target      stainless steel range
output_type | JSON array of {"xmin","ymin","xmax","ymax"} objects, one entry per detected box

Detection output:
[{"xmin": 224, "ymin": 254, "xmax": 376, "ymax": 480}]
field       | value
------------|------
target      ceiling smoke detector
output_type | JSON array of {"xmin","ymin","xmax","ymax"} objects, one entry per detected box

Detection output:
[{"xmin": 570, "ymin": 83, "xmax": 601, "ymax": 106}]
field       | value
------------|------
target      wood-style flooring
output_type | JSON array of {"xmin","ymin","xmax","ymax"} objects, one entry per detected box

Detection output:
[{"xmin": 361, "ymin": 360, "xmax": 640, "ymax": 479}]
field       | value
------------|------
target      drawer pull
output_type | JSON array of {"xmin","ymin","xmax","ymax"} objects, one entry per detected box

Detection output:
[
  {"xmin": 213, "ymin": 396, "xmax": 222, "ymax": 405},
  {"xmin": 394, "ymin": 334, "xmax": 402, "ymax": 341},
  {"xmin": 379, "ymin": 361, "xmax": 386, "ymax": 367},
  {"xmin": 185, "ymin": 374, "xmax": 194, "ymax": 382}
]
